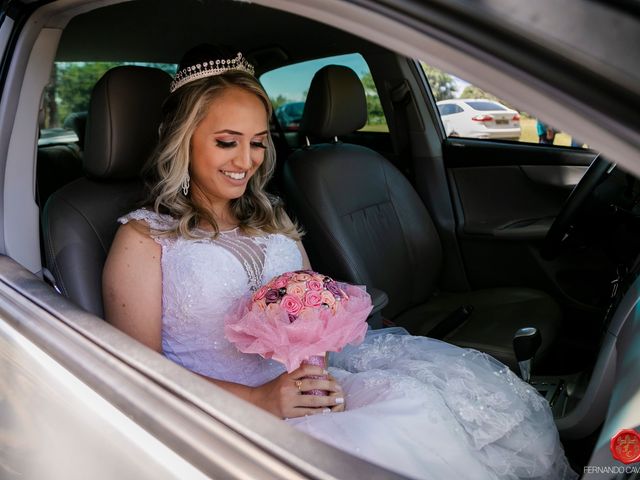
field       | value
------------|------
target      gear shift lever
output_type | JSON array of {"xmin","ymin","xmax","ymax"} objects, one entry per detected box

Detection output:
[{"xmin": 513, "ymin": 327, "xmax": 542, "ymax": 383}]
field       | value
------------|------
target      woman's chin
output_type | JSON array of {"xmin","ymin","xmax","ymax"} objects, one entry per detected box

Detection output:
[{"xmin": 224, "ymin": 185, "xmax": 249, "ymax": 200}]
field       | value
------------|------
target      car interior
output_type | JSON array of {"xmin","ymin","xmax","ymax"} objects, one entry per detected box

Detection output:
[{"xmin": 3, "ymin": 0, "xmax": 640, "ymax": 474}]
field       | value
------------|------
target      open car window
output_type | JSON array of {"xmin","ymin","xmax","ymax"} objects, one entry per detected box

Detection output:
[
  {"xmin": 261, "ymin": 53, "xmax": 388, "ymax": 143},
  {"xmin": 421, "ymin": 62, "xmax": 588, "ymax": 148}
]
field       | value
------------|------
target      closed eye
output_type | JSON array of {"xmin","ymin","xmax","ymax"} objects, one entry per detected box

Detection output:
[
  {"xmin": 251, "ymin": 141, "xmax": 267, "ymax": 149},
  {"xmin": 216, "ymin": 140, "xmax": 237, "ymax": 149}
]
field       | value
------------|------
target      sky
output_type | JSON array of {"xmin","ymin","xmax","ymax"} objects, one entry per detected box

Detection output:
[
  {"xmin": 260, "ymin": 54, "xmax": 369, "ymax": 102},
  {"xmin": 260, "ymin": 53, "xmax": 470, "ymax": 101}
]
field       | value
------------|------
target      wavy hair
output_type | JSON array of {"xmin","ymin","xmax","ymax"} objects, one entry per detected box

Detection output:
[{"xmin": 142, "ymin": 70, "xmax": 300, "ymax": 240}]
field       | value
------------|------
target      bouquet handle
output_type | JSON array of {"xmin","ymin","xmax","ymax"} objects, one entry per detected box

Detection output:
[{"xmin": 302, "ymin": 354, "xmax": 328, "ymax": 396}]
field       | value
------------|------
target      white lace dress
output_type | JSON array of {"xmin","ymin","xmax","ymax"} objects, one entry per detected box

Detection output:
[{"xmin": 120, "ymin": 209, "xmax": 577, "ymax": 480}]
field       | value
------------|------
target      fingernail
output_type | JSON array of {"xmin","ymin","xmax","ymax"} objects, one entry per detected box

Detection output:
[
  {"xmin": 335, "ymin": 397, "xmax": 344, "ymax": 404},
  {"xmin": 322, "ymin": 408, "xmax": 331, "ymax": 414},
  {"xmin": 323, "ymin": 369, "xmax": 329, "ymax": 375}
]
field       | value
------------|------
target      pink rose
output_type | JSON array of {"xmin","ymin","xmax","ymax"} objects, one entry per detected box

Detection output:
[
  {"xmin": 307, "ymin": 279, "xmax": 323, "ymax": 291},
  {"xmin": 304, "ymin": 290, "xmax": 323, "ymax": 307},
  {"xmin": 320, "ymin": 290, "xmax": 336, "ymax": 306},
  {"xmin": 281, "ymin": 294, "xmax": 303, "ymax": 316},
  {"xmin": 264, "ymin": 289, "xmax": 281, "ymax": 304},
  {"xmin": 273, "ymin": 276, "xmax": 289, "ymax": 289},
  {"xmin": 253, "ymin": 285, "xmax": 268, "ymax": 301},
  {"xmin": 294, "ymin": 273, "xmax": 311, "ymax": 282},
  {"xmin": 286, "ymin": 282, "xmax": 306, "ymax": 297}
]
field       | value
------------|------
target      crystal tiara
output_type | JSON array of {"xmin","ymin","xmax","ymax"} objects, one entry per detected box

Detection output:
[{"xmin": 169, "ymin": 52, "xmax": 255, "ymax": 93}]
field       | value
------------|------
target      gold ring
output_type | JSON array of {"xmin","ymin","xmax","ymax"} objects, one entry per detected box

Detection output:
[{"xmin": 295, "ymin": 380, "xmax": 302, "ymax": 392}]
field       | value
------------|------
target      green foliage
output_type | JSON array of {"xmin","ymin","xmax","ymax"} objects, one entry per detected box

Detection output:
[
  {"xmin": 459, "ymin": 85, "xmax": 518, "ymax": 111},
  {"xmin": 270, "ymin": 94, "xmax": 292, "ymax": 110},
  {"xmin": 360, "ymin": 72, "xmax": 386, "ymax": 125},
  {"xmin": 421, "ymin": 63, "xmax": 456, "ymax": 101},
  {"xmin": 459, "ymin": 85, "xmax": 500, "ymax": 102},
  {"xmin": 47, "ymin": 62, "xmax": 177, "ymax": 128},
  {"xmin": 55, "ymin": 62, "xmax": 121, "ymax": 126}
]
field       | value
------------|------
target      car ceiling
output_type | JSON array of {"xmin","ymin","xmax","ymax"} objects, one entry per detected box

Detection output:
[{"xmin": 55, "ymin": 0, "xmax": 383, "ymax": 73}]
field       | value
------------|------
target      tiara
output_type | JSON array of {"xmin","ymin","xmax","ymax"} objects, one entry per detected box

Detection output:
[{"xmin": 170, "ymin": 52, "xmax": 255, "ymax": 93}]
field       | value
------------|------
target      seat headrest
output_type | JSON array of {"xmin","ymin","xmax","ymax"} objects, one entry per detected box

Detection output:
[
  {"xmin": 300, "ymin": 65, "xmax": 367, "ymax": 138},
  {"xmin": 84, "ymin": 66, "xmax": 171, "ymax": 180}
]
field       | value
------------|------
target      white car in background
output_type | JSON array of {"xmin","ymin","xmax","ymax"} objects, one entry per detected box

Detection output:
[{"xmin": 437, "ymin": 98, "xmax": 521, "ymax": 140}]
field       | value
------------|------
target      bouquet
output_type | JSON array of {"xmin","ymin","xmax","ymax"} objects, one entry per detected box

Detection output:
[{"xmin": 224, "ymin": 270, "xmax": 371, "ymax": 394}]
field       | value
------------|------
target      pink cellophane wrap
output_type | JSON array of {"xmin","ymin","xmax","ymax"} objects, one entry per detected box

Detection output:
[{"xmin": 224, "ymin": 282, "xmax": 371, "ymax": 373}]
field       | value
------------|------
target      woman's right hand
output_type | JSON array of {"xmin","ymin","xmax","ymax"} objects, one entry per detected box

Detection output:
[{"xmin": 250, "ymin": 364, "xmax": 344, "ymax": 419}]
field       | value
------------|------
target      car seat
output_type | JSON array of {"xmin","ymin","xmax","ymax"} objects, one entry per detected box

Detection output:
[
  {"xmin": 282, "ymin": 65, "xmax": 561, "ymax": 370},
  {"xmin": 42, "ymin": 66, "xmax": 171, "ymax": 317}
]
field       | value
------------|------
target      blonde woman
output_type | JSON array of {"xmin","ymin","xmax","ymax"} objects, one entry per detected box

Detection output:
[{"xmin": 103, "ymin": 45, "xmax": 576, "ymax": 479}]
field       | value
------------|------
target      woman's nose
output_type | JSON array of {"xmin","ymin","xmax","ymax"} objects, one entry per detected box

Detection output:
[{"xmin": 234, "ymin": 143, "xmax": 253, "ymax": 169}]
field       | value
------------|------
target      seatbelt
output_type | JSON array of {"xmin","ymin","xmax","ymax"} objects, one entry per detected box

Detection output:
[{"xmin": 390, "ymin": 80, "xmax": 416, "ymax": 185}]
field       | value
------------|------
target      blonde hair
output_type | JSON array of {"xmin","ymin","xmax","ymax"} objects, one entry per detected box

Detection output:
[{"xmin": 142, "ymin": 70, "xmax": 300, "ymax": 240}]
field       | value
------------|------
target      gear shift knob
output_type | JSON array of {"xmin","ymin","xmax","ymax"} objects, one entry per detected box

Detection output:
[{"xmin": 513, "ymin": 327, "xmax": 542, "ymax": 383}]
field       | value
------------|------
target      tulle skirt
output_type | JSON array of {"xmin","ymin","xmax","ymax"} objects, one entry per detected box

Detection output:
[{"xmin": 286, "ymin": 328, "xmax": 577, "ymax": 480}]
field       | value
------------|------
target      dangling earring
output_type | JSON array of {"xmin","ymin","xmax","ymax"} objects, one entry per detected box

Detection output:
[{"xmin": 181, "ymin": 174, "xmax": 190, "ymax": 196}]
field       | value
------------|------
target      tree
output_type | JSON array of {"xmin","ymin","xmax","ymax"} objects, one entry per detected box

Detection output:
[
  {"xmin": 269, "ymin": 94, "xmax": 292, "ymax": 110},
  {"xmin": 360, "ymin": 72, "xmax": 385, "ymax": 125},
  {"xmin": 421, "ymin": 63, "xmax": 456, "ymax": 101},
  {"xmin": 43, "ymin": 63, "xmax": 58, "ymax": 128},
  {"xmin": 55, "ymin": 62, "xmax": 121, "ymax": 125},
  {"xmin": 460, "ymin": 85, "xmax": 500, "ymax": 102},
  {"xmin": 459, "ymin": 85, "xmax": 518, "ymax": 111}
]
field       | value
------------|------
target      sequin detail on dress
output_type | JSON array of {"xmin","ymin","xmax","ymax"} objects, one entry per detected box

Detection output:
[{"xmin": 213, "ymin": 231, "xmax": 266, "ymax": 292}]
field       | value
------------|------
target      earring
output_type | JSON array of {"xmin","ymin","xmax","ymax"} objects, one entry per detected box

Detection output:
[{"xmin": 181, "ymin": 174, "xmax": 190, "ymax": 196}]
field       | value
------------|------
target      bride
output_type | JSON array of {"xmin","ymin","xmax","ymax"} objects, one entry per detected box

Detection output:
[{"xmin": 102, "ymin": 44, "xmax": 577, "ymax": 480}]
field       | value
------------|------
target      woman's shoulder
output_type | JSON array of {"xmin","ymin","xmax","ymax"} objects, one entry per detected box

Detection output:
[{"xmin": 118, "ymin": 208, "xmax": 177, "ymax": 232}]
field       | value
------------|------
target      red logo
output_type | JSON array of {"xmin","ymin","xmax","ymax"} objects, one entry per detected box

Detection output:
[{"xmin": 610, "ymin": 429, "xmax": 640, "ymax": 464}]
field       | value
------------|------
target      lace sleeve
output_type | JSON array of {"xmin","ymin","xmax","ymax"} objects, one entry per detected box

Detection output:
[{"xmin": 118, "ymin": 208, "xmax": 177, "ymax": 245}]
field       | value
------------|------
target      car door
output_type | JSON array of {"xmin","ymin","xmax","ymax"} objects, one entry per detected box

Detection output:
[{"xmin": 405, "ymin": 60, "xmax": 614, "ymax": 344}]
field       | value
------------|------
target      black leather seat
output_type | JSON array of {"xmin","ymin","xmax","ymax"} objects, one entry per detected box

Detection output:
[
  {"xmin": 282, "ymin": 65, "xmax": 561, "ymax": 370},
  {"xmin": 36, "ymin": 143, "xmax": 83, "ymax": 208},
  {"xmin": 42, "ymin": 66, "xmax": 171, "ymax": 317}
]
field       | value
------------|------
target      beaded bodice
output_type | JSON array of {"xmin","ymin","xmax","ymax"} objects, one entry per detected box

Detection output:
[{"xmin": 119, "ymin": 209, "xmax": 302, "ymax": 386}]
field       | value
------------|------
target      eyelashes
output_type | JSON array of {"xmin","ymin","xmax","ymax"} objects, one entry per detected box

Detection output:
[
  {"xmin": 216, "ymin": 140, "xmax": 236, "ymax": 149},
  {"xmin": 215, "ymin": 140, "xmax": 267, "ymax": 149}
]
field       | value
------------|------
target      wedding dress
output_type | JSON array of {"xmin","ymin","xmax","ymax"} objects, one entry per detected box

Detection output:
[{"xmin": 120, "ymin": 209, "xmax": 577, "ymax": 480}]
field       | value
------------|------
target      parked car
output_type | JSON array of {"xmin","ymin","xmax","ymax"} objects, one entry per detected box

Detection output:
[
  {"xmin": 437, "ymin": 98, "xmax": 521, "ymax": 140},
  {"xmin": 275, "ymin": 101, "xmax": 304, "ymax": 131},
  {"xmin": 0, "ymin": 0, "xmax": 639, "ymax": 479}
]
